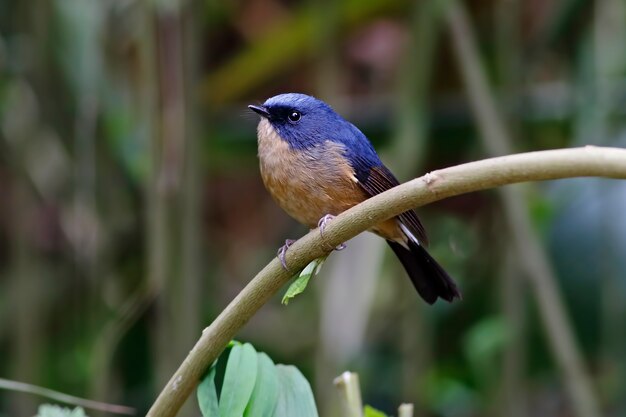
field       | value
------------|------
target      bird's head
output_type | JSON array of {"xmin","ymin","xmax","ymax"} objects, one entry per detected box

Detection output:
[{"xmin": 249, "ymin": 93, "xmax": 342, "ymax": 149}]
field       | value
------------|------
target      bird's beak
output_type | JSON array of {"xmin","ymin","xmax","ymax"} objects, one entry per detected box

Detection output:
[{"xmin": 248, "ymin": 104, "xmax": 271, "ymax": 119}]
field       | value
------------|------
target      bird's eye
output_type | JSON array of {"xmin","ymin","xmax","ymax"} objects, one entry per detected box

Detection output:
[{"xmin": 288, "ymin": 111, "xmax": 301, "ymax": 123}]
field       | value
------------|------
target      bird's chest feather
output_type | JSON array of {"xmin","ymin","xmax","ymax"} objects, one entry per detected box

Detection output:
[{"xmin": 256, "ymin": 119, "xmax": 366, "ymax": 228}]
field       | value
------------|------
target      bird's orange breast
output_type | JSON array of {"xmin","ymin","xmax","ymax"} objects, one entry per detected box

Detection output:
[
  {"xmin": 256, "ymin": 119, "xmax": 367, "ymax": 228},
  {"xmin": 256, "ymin": 119, "xmax": 404, "ymax": 241}
]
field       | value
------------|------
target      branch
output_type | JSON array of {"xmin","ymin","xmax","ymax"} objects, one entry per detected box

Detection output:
[{"xmin": 147, "ymin": 146, "xmax": 626, "ymax": 417}]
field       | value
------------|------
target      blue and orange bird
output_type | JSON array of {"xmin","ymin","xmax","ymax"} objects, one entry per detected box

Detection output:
[{"xmin": 249, "ymin": 93, "xmax": 461, "ymax": 304}]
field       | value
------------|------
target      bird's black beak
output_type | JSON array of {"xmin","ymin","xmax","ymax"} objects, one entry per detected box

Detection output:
[{"xmin": 248, "ymin": 104, "xmax": 271, "ymax": 119}]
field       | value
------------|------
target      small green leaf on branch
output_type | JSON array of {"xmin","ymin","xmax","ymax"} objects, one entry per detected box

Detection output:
[{"xmin": 282, "ymin": 255, "xmax": 328, "ymax": 305}]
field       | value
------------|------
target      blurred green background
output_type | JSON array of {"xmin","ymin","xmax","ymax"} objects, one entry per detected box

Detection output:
[{"xmin": 1, "ymin": 0, "xmax": 625, "ymax": 416}]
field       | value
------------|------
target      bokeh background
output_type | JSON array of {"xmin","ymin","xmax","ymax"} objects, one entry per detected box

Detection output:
[{"xmin": 1, "ymin": 0, "xmax": 626, "ymax": 416}]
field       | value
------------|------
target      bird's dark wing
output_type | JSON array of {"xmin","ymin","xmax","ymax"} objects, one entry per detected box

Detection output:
[{"xmin": 353, "ymin": 160, "xmax": 429, "ymax": 245}]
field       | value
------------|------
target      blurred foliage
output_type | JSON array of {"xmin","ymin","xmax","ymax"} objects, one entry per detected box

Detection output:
[{"xmin": 0, "ymin": 0, "xmax": 625, "ymax": 416}]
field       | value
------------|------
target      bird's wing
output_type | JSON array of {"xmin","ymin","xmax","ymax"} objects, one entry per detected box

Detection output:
[{"xmin": 353, "ymin": 160, "xmax": 429, "ymax": 245}]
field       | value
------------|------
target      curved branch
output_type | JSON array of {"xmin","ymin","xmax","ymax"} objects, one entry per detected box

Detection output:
[{"xmin": 147, "ymin": 146, "xmax": 626, "ymax": 417}]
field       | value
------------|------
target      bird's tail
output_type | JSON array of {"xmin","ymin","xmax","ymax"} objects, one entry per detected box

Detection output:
[{"xmin": 387, "ymin": 239, "xmax": 461, "ymax": 304}]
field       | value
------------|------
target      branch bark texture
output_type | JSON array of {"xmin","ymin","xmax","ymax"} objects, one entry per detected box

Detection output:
[{"xmin": 147, "ymin": 146, "xmax": 626, "ymax": 417}]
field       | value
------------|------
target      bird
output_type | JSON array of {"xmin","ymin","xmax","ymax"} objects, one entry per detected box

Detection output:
[{"xmin": 249, "ymin": 93, "xmax": 461, "ymax": 304}]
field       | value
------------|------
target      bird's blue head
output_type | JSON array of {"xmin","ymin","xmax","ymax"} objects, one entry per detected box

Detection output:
[{"xmin": 248, "ymin": 93, "xmax": 345, "ymax": 150}]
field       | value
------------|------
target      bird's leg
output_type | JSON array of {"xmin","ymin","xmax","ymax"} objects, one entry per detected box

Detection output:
[
  {"xmin": 317, "ymin": 214, "xmax": 335, "ymax": 234},
  {"xmin": 277, "ymin": 239, "xmax": 296, "ymax": 269},
  {"xmin": 317, "ymin": 214, "xmax": 346, "ymax": 251}
]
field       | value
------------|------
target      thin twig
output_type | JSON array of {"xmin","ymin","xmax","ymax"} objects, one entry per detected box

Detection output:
[
  {"xmin": 147, "ymin": 146, "xmax": 626, "ymax": 417},
  {"xmin": 333, "ymin": 372, "xmax": 363, "ymax": 417},
  {"xmin": 398, "ymin": 403, "xmax": 414, "ymax": 417},
  {"xmin": 0, "ymin": 377, "xmax": 135, "ymax": 415}
]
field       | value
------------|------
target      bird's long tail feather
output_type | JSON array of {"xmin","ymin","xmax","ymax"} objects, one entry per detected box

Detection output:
[{"xmin": 387, "ymin": 240, "xmax": 461, "ymax": 304}]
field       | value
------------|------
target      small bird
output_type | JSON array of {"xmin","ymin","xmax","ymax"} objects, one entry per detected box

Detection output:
[{"xmin": 249, "ymin": 93, "xmax": 461, "ymax": 304}]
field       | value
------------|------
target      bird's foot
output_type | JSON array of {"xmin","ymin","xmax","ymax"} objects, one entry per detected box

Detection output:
[
  {"xmin": 317, "ymin": 214, "xmax": 347, "ymax": 251},
  {"xmin": 277, "ymin": 239, "xmax": 296, "ymax": 270},
  {"xmin": 317, "ymin": 214, "xmax": 336, "ymax": 235}
]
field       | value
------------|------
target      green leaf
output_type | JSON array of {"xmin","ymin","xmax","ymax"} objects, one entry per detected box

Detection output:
[
  {"xmin": 219, "ymin": 343, "xmax": 259, "ymax": 417},
  {"xmin": 282, "ymin": 256, "xmax": 328, "ymax": 305},
  {"xmin": 35, "ymin": 405, "xmax": 88, "ymax": 417},
  {"xmin": 422, "ymin": 373, "xmax": 478, "ymax": 415},
  {"xmin": 197, "ymin": 366, "xmax": 219, "ymax": 417},
  {"xmin": 244, "ymin": 353, "xmax": 279, "ymax": 417},
  {"xmin": 364, "ymin": 405, "xmax": 388, "ymax": 417},
  {"xmin": 273, "ymin": 365, "xmax": 319, "ymax": 417}
]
